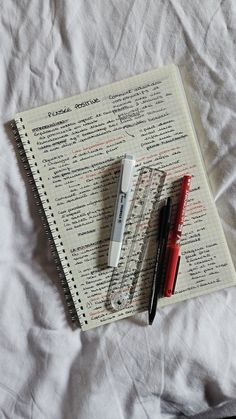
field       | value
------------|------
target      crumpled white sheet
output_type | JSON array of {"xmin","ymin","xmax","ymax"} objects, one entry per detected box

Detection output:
[{"xmin": 1, "ymin": 1, "xmax": 236, "ymax": 418}]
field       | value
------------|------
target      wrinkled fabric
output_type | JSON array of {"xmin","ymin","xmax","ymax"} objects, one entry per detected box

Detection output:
[{"xmin": 0, "ymin": 1, "xmax": 236, "ymax": 418}]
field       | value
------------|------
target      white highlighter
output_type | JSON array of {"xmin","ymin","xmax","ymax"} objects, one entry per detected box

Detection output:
[{"xmin": 108, "ymin": 154, "xmax": 135, "ymax": 267}]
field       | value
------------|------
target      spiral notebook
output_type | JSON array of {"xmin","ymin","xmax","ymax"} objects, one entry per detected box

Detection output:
[{"xmin": 12, "ymin": 64, "xmax": 236, "ymax": 331}]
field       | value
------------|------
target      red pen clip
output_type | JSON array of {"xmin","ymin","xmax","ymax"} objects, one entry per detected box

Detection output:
[
  {"xmin": 164, "ymin": 242, "xmax": 180, "ymax": 297},
  {"xmin": 163, "ymin": 175, "xmax": 191, "ymax": 297}
]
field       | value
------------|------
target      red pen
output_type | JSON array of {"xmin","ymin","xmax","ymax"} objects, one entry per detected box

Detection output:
[{"xmin": 164, "ymin": 175, "xmax": 191, "ymax": 297}]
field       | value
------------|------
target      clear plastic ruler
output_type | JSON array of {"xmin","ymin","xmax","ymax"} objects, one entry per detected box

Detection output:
[{"xmin": 107, "ymin": 166, "xmax": 166, "ymax": 311}]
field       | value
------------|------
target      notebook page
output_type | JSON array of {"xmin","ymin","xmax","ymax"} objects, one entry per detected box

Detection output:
[{"xmin": 15, "ymin": 64, "xmax": 236, "ymax": 330}]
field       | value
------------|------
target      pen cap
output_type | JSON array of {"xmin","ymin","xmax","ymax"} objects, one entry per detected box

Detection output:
[
  {"xmin": 121, "ymin": 154, "xmax": 135, "ymax": 193},
  {"xmin": 174, "ymin": 175, "xmax": 191, "ymax": 240}
]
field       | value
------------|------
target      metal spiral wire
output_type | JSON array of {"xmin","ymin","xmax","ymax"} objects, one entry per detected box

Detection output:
[{"xmin": 11, "ymin": 119, "xmax": 84, "ymax": 326}]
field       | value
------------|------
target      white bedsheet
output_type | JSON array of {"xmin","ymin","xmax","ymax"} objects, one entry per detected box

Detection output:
[{"xmin": 1, "ymin": 1, "xmax": 236, "ymax": 418}]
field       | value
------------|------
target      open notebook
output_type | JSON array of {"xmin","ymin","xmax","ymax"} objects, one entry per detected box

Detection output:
[{"xmin": 12, "ymin": 64, "xmax": 236, "ymax": 330}]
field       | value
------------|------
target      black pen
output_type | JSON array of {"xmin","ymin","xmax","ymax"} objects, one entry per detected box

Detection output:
[{"xmin": 148, "ymin": 197, "xmax": 172, "ymax": 325}]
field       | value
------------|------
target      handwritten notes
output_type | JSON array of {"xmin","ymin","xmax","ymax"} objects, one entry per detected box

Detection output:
[{"xmin": 16, "ymin": 64, "xmax": 236, "ymax": 330}]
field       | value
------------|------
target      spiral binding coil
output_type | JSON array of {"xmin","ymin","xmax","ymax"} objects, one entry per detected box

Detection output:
[{"xmin": 11, "ymin": 118, "xmax": 87, "ymax": 327}]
